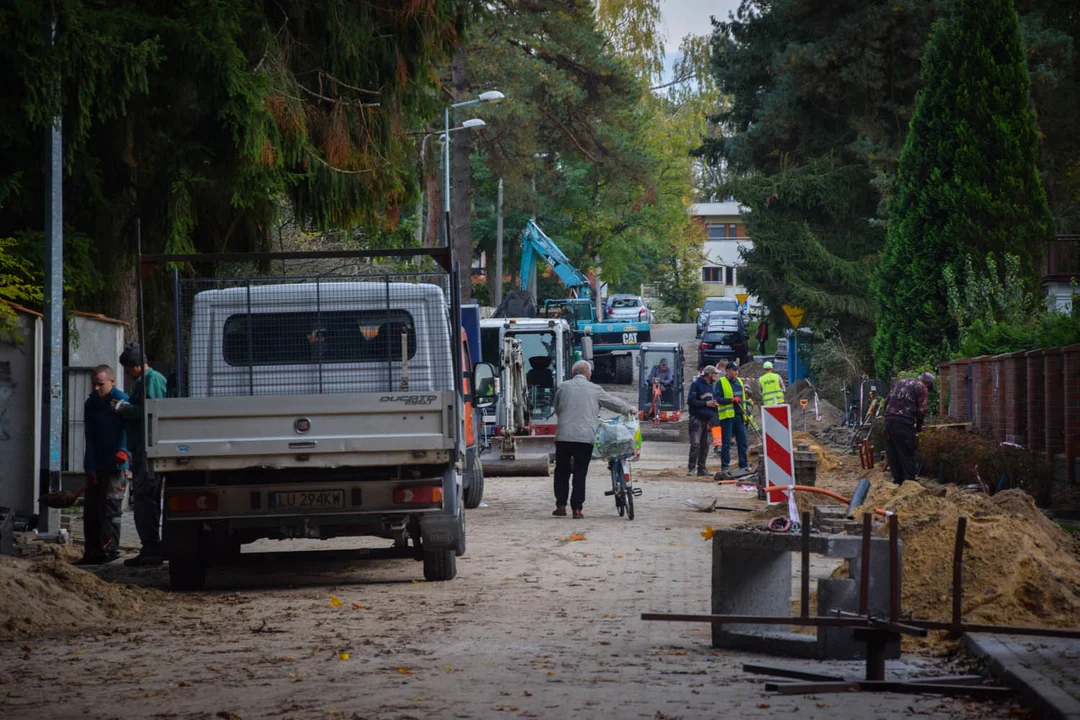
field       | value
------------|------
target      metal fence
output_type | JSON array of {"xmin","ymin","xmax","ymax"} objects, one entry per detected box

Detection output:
[{"xmin": 174, "ymin": 273, "xmax": 455, "ymax": 398}]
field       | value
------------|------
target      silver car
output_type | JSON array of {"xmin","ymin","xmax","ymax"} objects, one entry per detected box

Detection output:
[{"xmin": 605, "ymin": 294, "xmax": 652, "ymax": 323}]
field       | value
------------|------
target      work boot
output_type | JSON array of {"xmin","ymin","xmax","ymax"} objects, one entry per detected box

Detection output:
[
  {"xmin": 552, "ymin": 506, "xmax": 567, "ymax": 517},
  {"xmin": 686, "ymin": 468, "xmax": 696, "ymax": 477},
  {"xmin": 572, "ymin": 509, "xmax": 584, "ymax": 520},
  {"xmin": 74, "ymin": 554, "xmax": 106, "ymax": 566},
  {"xmin": 123, "ymin": 551, "xmax": 163, "ymax": 567},
  {"xmin": 696, "ymin": 469, "xmax": 709, "ymax": 477}
]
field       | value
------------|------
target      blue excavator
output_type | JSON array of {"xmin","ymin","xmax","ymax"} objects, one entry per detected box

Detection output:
[{"xmin": 517, "ymin": 220, "xmax": 650, "ymax": 384}]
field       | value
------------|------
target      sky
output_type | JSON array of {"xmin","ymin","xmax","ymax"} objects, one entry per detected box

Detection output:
[{"xmin": 659, "ymin": 0, "xmax": 742, "ymax": 78}]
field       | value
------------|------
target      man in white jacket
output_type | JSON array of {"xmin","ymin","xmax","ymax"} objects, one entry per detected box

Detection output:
[{"xmin": 552, "ymin": 361, "xmax": 635, "ymax": 519}]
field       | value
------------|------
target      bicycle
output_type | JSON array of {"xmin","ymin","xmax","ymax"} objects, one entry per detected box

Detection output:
[{"xmin": 596, "ymin": 416, "xmax": 642, "ymax": 520}]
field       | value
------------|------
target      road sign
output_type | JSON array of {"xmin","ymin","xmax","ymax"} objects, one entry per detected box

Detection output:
[
  {"xmin": 735, "ymin": 293, "xmax": 749, "ymax": 307},
  {"xmin": 762, "ymin": 404, "xmax": 796, "ymax": 507},
  {"xmin": 782, "ymin": 304, "xmax": 806, "ymax": 329}
]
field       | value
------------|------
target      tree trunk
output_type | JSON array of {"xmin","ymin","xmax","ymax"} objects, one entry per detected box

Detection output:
[{"xmin": 451, "ymin": 47, "xmax": 472, "ymax": 301}]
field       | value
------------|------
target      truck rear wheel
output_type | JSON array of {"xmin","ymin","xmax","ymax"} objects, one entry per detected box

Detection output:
[
  {"xmin": 423, "ymin": 549, "xmax": 457, "ymax": 581},
  {"xmin": 464, "ymin": 458, "xmax": 484, "ymax": 509},
  {"xmin": 614, "ymin": 354, "xmax": 633, "ymax": 384},
  {"xmin": 168, "ymin": 553, "xmax": 207, "ymax": 591}
]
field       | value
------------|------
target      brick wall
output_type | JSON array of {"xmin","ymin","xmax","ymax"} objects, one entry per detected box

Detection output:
[
  {"xmin": 1044, "ymin": 349, "xmax": 1065, "ymax": 465},
  {"xmin": 990, "ymin": 355, "xmax": 1007, "ymax": 443},
  {"xmin": 1002, "ymin": 351, "xmax": 1027, "ymax": 446},
  {"xmin": 1027, "ymin": 350, "xmax": 1046, "ymax": 453},
  {"xmin": 970, "ymin": 356, "xmax": 994, "ymax": 432},
  {"xmin": 1062, "ymin": 345, "xmax": 1080, "ymax": 478},
  {"xmin": 938, "ymin": 362, "xmax": 952, "ymax": 419},
  {"xmin": 949, "ymin": 359, "xmax": 971, "ymax": 421}
]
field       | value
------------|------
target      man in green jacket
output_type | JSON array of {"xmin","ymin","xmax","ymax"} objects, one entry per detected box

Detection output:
[{"xmin": 113, "ymin": 343, "xmax": 169, "ymax": 566}]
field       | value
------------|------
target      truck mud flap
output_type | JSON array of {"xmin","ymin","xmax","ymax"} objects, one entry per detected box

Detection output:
[{"xmin": 420, "ymin": 511, "xmax": 462, "ymax": 552}]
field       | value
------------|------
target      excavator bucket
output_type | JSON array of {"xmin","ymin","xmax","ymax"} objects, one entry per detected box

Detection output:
[{"xmin": 481, "ymin": 433, "xmax": 553, "ymax": 477}]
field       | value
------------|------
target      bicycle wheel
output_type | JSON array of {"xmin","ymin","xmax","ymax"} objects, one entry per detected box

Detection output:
[
  {"xmin": 625, "ymin": 484, "xmax": 635, "ymax": 520},
  {"xmin": 611, "ymin": 460, "xmax": 625, "ymax": 516}
]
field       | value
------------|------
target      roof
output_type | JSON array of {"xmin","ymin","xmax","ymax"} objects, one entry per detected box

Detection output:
[
  {"xmin": 689, "ymin": 201, "xmax": 748, "ymax": 218},
  {"xmin": 4, "ymin": 301, "xmax": 43, "ymax": 318},
  {"xmin": 70, "ymin": 310, "xmax": 129, "ymax": 326}
]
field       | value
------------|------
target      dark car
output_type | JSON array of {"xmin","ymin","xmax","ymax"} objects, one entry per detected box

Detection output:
[
  {"xmin": 698, "ymin": 318, "xmax": 750, "ymax": 368},
  {"xmin": 695, "ymin": 296, "xmax": 743, "ymax": 338}
]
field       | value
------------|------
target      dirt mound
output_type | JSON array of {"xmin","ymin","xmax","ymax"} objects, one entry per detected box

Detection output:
[
  {"xmin": 792, "ymin": 431, "xmax": 843, "ymax": 472},
  {"xmin": 858, "ymin": 482, "xmax": 1080, "ymax": 634},
  {"xmin": 0, "ymin": 555, "xmax": 162, "ymax": 637},
  {"xmin": 783, "ymin": 386, "xmax": 846, "ymax": 437}
]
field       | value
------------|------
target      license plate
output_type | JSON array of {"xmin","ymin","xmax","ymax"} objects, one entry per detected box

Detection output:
[{"xmin": 269, "ymin": 490, "xmax": 346, "ymax": 510}]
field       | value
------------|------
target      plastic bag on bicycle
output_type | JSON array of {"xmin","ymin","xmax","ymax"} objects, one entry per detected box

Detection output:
[{"xmin": 593, "ymin": 416, "xmax": 642, "ymax": 460}]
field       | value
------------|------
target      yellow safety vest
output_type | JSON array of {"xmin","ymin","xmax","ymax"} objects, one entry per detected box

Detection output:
[
  {"xmin": 717, "ymin": 377, "xmax": 738, "ymax": 421},
  {"xmin": 760, "ymin": 372, "xmax": 784, "ymax": 406}
]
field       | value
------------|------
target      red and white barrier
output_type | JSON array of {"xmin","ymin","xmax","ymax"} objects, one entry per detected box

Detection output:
[{"xmin": 762, "ymin": 404, "xmax": 795, "ymax": 507}]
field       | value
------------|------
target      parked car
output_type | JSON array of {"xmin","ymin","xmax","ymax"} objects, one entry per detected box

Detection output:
[
  {"xmin": 698, "ymin": 315, "xmax": 750, "ymax": 368},
  {"xmin": 605, "ymin": 294, "xmax": 652, "ymax": 323},
  {"xmin": 695, "ymin": 296, "xmax": 743, "ymax": 337}
]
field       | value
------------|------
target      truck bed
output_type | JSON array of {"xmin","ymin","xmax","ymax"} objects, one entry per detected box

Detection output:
[{"xmin": 146, "ymin": 391, "xmax": 456, "ymax": 472}]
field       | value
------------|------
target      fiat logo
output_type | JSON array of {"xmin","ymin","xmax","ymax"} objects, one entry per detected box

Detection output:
[{"xmin": 294, "ymin": 418, "xmax": 311, "ymax": 434}]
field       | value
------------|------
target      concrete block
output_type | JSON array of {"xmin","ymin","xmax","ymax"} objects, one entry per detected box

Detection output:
[{"xmin": 712, "ymin": 545, "xmax": 790, "ymax": 641}]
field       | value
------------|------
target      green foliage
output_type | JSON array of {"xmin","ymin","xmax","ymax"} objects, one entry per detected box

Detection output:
[
  {"xmin": 1, "ymin": 0, "xmax": 475, "ymax": 343},
  {"xmin": 0, "ymin": 230, "xmax": 105, "ymax": 336},
  {"xmin": 700, "ymin": 0, "xmax": 947, "ymax": 364},
  {"xmin": 873, "ymin": 0, "xmax": 1054, "ymax": 377}
]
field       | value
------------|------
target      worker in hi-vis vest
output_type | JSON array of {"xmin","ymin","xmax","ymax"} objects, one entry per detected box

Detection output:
[
  {"xmin": 715, "ymin": 363, "xmax": 749, "ymax": 474},
  {"xmin": 758, "ymin": 361, "xmax": 785, "ymax": 406}
]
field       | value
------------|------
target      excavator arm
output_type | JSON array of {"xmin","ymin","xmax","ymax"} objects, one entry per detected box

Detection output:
[{"xmin": 518, "ymin": 220, "xmax": 593, "ymax": 301}]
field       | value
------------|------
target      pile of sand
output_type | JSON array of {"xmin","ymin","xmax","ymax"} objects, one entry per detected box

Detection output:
[
  {"xmin": 792, "ymin": 431, "xmax": 844, "ymax": 473},
  {"xmin": 855, "ymin": 480, "xmax": 1080, "ymax": 632},
  {"xmin": 0, "ymin": 554, "xmax": 161, "ymax": 636}
]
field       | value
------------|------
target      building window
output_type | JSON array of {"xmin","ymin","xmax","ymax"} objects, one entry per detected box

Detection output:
[
  {"xmin": 729, "ymin": 223, "xmax": 738, "ymax": 239},
  {"xmin": 725, "ymin": 267, "xmax": 734, "ymax": 286},
  {"xmin": 702, "ymin": 267, "xmax": 723, "ymax": 283},
  {"xmin": 706, "ymin": 223, "xmax": 726, "ymax": 241}
]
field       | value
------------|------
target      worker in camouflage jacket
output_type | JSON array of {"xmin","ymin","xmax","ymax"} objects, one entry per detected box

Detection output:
[{"xmin": 883, "ymin": 372, "xmax": 935, "ymax": 485}]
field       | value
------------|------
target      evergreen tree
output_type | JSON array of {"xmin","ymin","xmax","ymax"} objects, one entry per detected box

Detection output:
[{"xmin": 873, "ymin": 0, "xmax": 1054, "ymax": 375}]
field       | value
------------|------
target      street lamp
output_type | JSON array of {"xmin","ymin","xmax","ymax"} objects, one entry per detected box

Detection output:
[
  {"xmin": 415, "ymin": 119, "xmax": 487, "ymax": 246},
  {"xmin": 443, "ymin": 90, "xmax": 504, "ymax": 247}
]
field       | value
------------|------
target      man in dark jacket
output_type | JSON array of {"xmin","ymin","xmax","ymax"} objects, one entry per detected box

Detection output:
[
  {"xmin": 686, "ymin": 365, "xmax": 720, "ymax": 476},
  {"xmin": 113, "ymin": 343, "xmax": 169, "ymax": 566},
  {"xmin": 883, "ymin": 372, "xmax": 935, "ymax": 485},
  {"xmin": 78, "ymin": 364, "xmax": 129, "ymax": 565}
]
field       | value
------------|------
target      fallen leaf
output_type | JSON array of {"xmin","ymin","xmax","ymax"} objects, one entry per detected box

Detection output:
[
  {"xmin": 444, "ymin": 666, "xmax": 454, "ymax": 672},
  {"xmin": 338, "ymin": 653, "xmax": 350, "ymax": 661},
  {"xmin": 351, "ymin": 603, "xmax": 364, "ymax": 610},
  {"xmin": 397, "ymin": 667, "xmax": 413, "ymax": 675},
  {"xmin": 411, "ymin": 579, "xmax": 427, "ymax": 584},
  {"xmin": 757, "ymin": 704, "xmax": 771, "ymax": 709},
  {"xmin": 582, "ymin": 552, "xmax": 595, "ymax": 557},
  {"xmin": 178, "ymin": 681, "xmax": 189, "ymax": 687},
  {"xmin": 413, "ymin": 696, "xmax": 425, "ymax": 702},
  {"xmin": 329, "ymin": 596, "xmax": 343, "ymax": 608},
  {"xmin": 614, "ymin": 554, "xmax": 624, "ymax": 558},
  {"xmin": 816, "ymin": 703, "xmax": 834, "ymax": 709},
  {"xmin": 562, "ymin": 532, "xmax": 586, "ymax": 542},
  {"xmin": 484, "ymin": 661, "xmax": 495, "ymax": 666},
  {"xmin": 669, "ymin": 541, "xmax": 684, "ymax": 547},
  {"xmin": 546, "ymin": 671, "xmax": 555, "ymax": 676},
  {"xmin": 523, "ymin": 691, "xmax": 533, "ymax": 697},
  {"xmin": 700, "ymin": 525, "xmax": 716, "ymax": 541}
]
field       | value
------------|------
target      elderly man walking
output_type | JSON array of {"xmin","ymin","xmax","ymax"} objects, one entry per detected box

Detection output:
[{"xmin": 552, "ymin": 360, "xmax": 635, "ymax": 519}]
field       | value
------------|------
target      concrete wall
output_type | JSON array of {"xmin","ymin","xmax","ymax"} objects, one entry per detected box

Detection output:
[
  {"xmin": 0, "ymin": 312, "xmax": 43, "ymax": 514},
  {"xmin": 65, "ymin": 315, "xmax": 126, "ymax": 473},
  {"xmin": 940, "ymin": 344, "xmax": 1080, "ymax": 483}
]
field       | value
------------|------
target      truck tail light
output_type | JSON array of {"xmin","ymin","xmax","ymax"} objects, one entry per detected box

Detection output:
[
  {"xmin": 394, "ymin": 486, "xmax": 443, "ymax": 504},
  {"xmin": 168, "ymin": 493, "xmax": 218, "ymax": 513},
  {"xmin": 530, "ymin": 424, "xmax": 557, "ymax": 436}
]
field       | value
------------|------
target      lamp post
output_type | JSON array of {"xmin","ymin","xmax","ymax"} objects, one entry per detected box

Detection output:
[
  {"xmin": 443, "ymin": 90, "xmax": 504, "ymax": 249},
  {"xmin": 414, "ymin": 119, "xmax": 486, "ymax": 247}
]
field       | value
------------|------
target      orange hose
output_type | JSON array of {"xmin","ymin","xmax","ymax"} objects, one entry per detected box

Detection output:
[{"xmin": 761, "ymin": 484, "xmax": 891, "ymax": 517}]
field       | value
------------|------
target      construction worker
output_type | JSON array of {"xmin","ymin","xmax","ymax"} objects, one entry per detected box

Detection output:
[
  {"xmin": 77, "ymin": 365, "xmax": 130, "ymax": 565},
  {"xmin": 759, "ymin": 361, "xmax": 785, "ymax": 406},
  {"xmin": 113, "ymin": 343, "xmax": 169, "ymax": 566},
  {"xmin": 756, "ymin": 318, "xmax": 769, "ymax": 353},
  {"xmin": 716, "ymin": 362, "xmax": 749, "ymax": 475},
  {"xmin": 883, "ymin": 372, "xmax": 935, "ymax": 485},
  {"xmin": 687, "ymin": 365, "xmax": 719, "ymax": 476},
  {"xmin": 647, "ymin": 358, "xmax": 675, "ymax": 404},
  {"xmin": 552, "ymin": 360, "xmax": 635, "ymax": 519}
]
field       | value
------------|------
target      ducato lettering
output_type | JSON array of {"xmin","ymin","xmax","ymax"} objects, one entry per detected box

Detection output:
[{"xmin": 379, "ymin": 394, "xmax": 438, "ymax": 406}]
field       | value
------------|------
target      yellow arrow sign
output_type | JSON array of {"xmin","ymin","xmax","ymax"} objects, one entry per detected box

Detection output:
[
  {"xmin": 735, "ymin": 293, "xmax": 749, "ymax": 306},
  {"xmin": 782, "ymin": 305, "xmax": 806, "ymax": 329}
]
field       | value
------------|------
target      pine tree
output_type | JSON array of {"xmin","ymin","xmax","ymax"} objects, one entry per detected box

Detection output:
[{"xmin": 872, "ymin": 0, "xmax": 1054, "ymax": 375}]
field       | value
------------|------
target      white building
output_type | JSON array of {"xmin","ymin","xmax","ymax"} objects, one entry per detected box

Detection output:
[{"xmin": 689, "ymin": 201, "xmax": 759, "ymax": 309}]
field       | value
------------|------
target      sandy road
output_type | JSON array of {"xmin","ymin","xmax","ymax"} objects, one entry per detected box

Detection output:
[{"xmin": 0, "ymin": 438, "xmax": 1019, "ymax": 720}]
